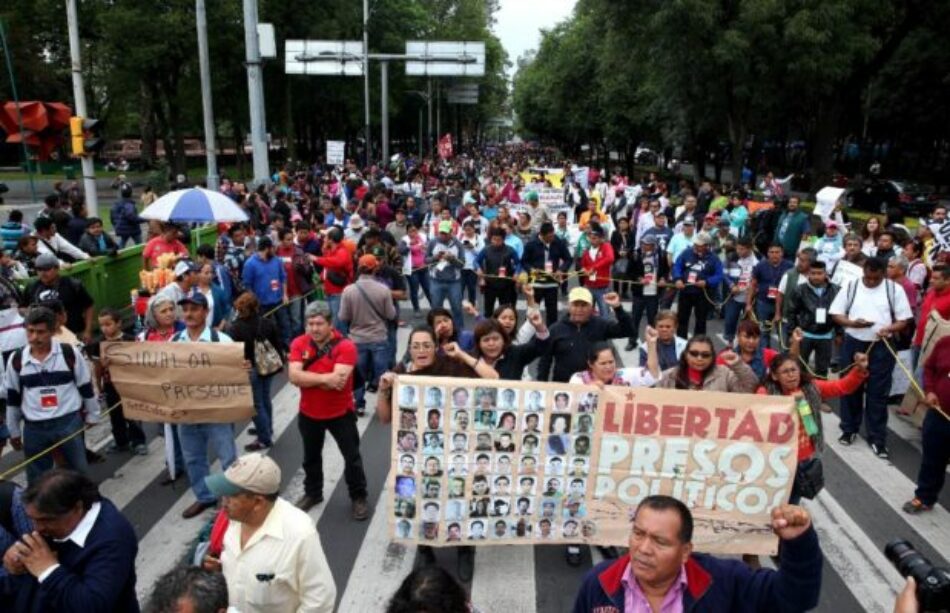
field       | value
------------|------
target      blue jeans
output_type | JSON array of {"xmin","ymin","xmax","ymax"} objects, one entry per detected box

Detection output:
[
  {"xmin": 354, "ymin": 341, "xmax": 391, "ymax": 409},
  {"xmin": 839, "ymin": 336, "xmax": 895, "ymax": 447},
  {"xmin": 287, "ymin": 297, "xmax": 305, "ymax": 338},
  {"xmin": 262, "ymin": 302, "xmax": 292, "ymax": 348},
  {"xmin": 590, "ymin": 287, "xmax": 609, "ymax": 319},
  {"xmin": 754, "ymin": 299, "xmax": 776, "ymax": 349},
  {"xmin": 24, "ymin": 412, "xmax": 88, "ymax": 484},
  {"xmin": 407, "ymin": 270, "xmax": 432, "ymax": 312},
  {"xmin": 326, "ymin": 293, "xmax": 349, "ymax": 334},
  {"xmin": 723, "ymin": 299, "xmax": 745, "ymax": 343},
  {"xmin": 250, "ymin": 371, "xmax": 274, "ymax": 445},
  {"xmin": 178, "ymin": 423, "xmax": 238, "ymax": 504},
  {"xmin": 117, "ymin": 234, "xmax": 141, "ymax": 248},
  {"xmin": 429, "ymin": 278, "xmax": 464, "ymax": 330}
]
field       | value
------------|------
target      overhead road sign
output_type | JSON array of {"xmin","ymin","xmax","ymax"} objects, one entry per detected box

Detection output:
[
  {"xmin": 285, "ymin": 40, "xmax": 365, "ymax": 76},
  {"xmin": 405, "ymin": 41, "xmax": 485, "ymax": 76}
]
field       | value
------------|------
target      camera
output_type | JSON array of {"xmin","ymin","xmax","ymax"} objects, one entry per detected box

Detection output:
[{"xmin": 885, "ymin": 539, "xmax": 950, "ymax": 611}]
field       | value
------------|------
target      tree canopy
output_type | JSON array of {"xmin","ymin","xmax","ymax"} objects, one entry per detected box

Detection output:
[
  {"xmin": 0, "ymin": 0, "xmax": 509, "ymax": 174},
  {"xmin": 512, "ymin": 0, "xmax": 950, "ymax": 188}
]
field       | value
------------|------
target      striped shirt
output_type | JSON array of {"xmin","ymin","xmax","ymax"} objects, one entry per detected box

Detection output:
[{"xmin": 3, "ymin": 340, "xmax": 98, "ymax": 438}]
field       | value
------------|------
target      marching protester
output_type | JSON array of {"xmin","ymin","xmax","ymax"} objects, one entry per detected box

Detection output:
[
  {"xmin": 228, "ymin": 291, "xmax": 284, "ymax": 451},
  {"xmin": 287, "ymin": 302, "xmax": 369, "ymax": 520},
  {"xmin": 3, "ymin": 307, "xmax": 98, "ymax": 483},
  {"xmin": 787, "ymin": 260, "xmax": 839, "ymax": 377},
  {"xmin": 671, "ymin": 232, "xmax": 723, "ymax": 338},
  {"xmin": 522, "ymin": 222, "xmax": 573, "ymax": 326},
  {"xmin": 1, "ymin": 469, "xmax": 139, "ymax": 612},
  {"xmin": 339, "ymin": 253, "xmax": 398, "ymax": 416},
  {"xmin": 202, "ymin": 453, "xmax": 336, "ymax": 612},
  {"xmin": 572, "ymin": 496, "xmax": 822, "ymax": 612},
  {"xmin": 24, "ymin": 253, "xmax": 95, "ymax": 344},
  {"xmin": 171, "ymin": 294, "xmax": 240, "ymax": 519},
  {"xmin": 746, "ymin": 244, "xmax": 792, "ymax": 349},
  {"xmin": 656, "ymin": 335, "xmax": 758, "ymax": 393},
  {"xmin": 627, "ymin": 235, "xmax": 668, "ymax": 351},
  {"xmin": 377, "ymin": 326, "xmax": 497, "ymax": 580},
  {"xmin": 538, "ymin": 288, "xmax": 634, "ymax": 383},
  {"xmin": 32, "ymin": 217, "xmax": 89, "ymax": 266},
  {"xmin": 830, "ymin": 257, "xmax": 913, "ymax": 458},
  {"xmin": 471, "ymin": 309, "xmax": 549, "ymax": 380}
]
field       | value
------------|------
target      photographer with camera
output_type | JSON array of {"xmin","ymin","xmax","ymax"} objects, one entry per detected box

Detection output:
[{"xmin": 888, "ymin": 539, "xmax": 950, "ymax": 612}]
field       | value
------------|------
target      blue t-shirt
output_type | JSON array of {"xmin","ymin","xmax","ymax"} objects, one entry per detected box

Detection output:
[
  {"xmin": 241, "ymin": 253, "xmax": 286, "ymax": 305},
  {"xmin": 751, "ymin": 259, "xmax": 791, "ymax": 302}
]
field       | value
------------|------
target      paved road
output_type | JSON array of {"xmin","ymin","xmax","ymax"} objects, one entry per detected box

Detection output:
[{"xmin": 1, "ymin": 300, "xmax": 947, "ymax": 612}]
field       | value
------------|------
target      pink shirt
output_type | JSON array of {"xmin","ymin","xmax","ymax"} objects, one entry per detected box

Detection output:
[{"xmin": 622, "ymin": 562, "xmax": 687, "ymax": 613}]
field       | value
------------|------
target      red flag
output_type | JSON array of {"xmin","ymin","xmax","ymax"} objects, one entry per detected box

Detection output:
[{"xmin": 438, "ymin": 134, "xmax": 453, "ymax": 159}]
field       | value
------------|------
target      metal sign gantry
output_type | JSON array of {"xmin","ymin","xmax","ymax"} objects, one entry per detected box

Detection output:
[{"xmin": 285, "ymin": 40, "xmax": 485, "ymax": 162}]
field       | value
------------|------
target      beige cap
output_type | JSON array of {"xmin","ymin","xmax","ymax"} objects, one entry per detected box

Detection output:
[
  {"xmin": 568, "ymin": 287, "xmax": 593, "ymax": 304},
  {"xmin": 205, "ymin": 453, "xmax": 281, "ymax": 497}
]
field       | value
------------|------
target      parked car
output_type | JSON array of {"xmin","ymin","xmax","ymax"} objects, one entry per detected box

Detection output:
[{"xmin": 846, "ymin": 179, "xmax": 939, "ymax": 215}]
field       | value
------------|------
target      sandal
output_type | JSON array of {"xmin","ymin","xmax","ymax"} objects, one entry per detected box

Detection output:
[{"xmin": 901, "ymin": 498, "xmax": 932, "ymax": 514}]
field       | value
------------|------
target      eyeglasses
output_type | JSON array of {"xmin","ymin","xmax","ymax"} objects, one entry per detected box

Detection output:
[
  {"xmin": 687, "ymin": 350, "xmax": 713, "ymax": 359},
  {"xmin": 410, "ymin": 343, "xmax": 435, "ymax": 351}
]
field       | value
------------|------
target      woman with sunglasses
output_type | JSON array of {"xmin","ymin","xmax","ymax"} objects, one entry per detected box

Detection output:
[
  {"xmin": 656, "ymin": 335, "xmax": 757, "ymax": 392},
  {"xmin": 377, "ymin": 327, "xmax": 497, "ymax": 581}
]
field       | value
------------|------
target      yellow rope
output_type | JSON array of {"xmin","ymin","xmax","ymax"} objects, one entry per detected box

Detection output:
[{"xmin": 0, "ymin": 401, "xmax": 123, "ymax": 480}]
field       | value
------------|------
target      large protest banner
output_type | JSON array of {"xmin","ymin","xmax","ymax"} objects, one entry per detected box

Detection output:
[
  {"xmin": 389, "ymin": 376, "xmax": 796, "ymax": 555},
  {"xmin": 104, "ymin": 342, "xmax": 254, "ymax": 424}
]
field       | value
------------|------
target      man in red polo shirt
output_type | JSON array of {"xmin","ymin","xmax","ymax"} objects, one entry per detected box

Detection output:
[{"xmin": 288, "ymin": 301, "xmax": 369, "ymax": 520}]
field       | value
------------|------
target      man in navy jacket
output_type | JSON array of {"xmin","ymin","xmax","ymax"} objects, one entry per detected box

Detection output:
[
  {"xmin": 573, "ymin": 495, "xmax": 822, "ymax": 613},
  {"xmin": 522, "ymin": 222, "xmax": 573, "ymax": 326},
  {"xmin": 1, "ymin": 469, "xmax": 139, "ymax": 612}
]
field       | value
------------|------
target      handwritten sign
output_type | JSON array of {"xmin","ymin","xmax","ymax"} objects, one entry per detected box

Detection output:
[
  {"xmin": 389, "ymin": 377, "xmax": 796, "ymax": 555},
  {"xmin": 104, "ymin": 342, "xmax": 254, "ymax": 424}
]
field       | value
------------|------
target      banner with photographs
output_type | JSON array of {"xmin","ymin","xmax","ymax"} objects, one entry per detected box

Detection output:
[{"xmin": 389, "ymin": 376, "xmax": 797, "ymax": 555}]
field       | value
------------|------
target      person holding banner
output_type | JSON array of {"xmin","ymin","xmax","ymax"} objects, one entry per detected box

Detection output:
[
  {"xmin": 656, "ymin": 336, "xmax": 757, "ymax": 393},
  {"xmin": 471, "ymin": 312, "xmax": 549, "ymax": 381},
  {"xmin": 569, "ymin": 329, "xmax": 660, "ymax": 388},
  {"xmin": 171, "ymin": 294, "xmax": 241, "ymax": 519},
  {"xmin": 572, "ymin": 496, "xmax": 822, "ymax": 613},
  {"xmin": 377, "ymin": 327, "xmax": 497, "ymax": 582}
]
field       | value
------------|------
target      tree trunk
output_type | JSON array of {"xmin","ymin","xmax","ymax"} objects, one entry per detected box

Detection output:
[
  {"xmin": 807, "ymin": 101, "xmax": 840, "ymax": 191},
  {"xmin": 138, "ymin": 81, "xmax": 157, "ymax": 168}
]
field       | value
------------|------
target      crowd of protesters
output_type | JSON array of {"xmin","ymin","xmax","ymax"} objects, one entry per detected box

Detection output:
[{"xmin": 0, "ymin": 144, "xmax": 946, "ymax": 611}]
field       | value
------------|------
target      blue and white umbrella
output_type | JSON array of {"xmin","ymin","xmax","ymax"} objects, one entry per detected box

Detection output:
[{"xmin": 140, "ymin": 187, "xmax": 249, "ymax": 223}]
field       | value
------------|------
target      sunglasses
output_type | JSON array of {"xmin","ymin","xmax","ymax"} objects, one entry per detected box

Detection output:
[{"xmin": 687, "ymin": 350, "xmax": 713, "ymax": 359}]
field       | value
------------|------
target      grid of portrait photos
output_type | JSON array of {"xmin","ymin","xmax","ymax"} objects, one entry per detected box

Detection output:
[{"xmin": 391, "ymin": 376, "xmax": 602, "ymax": 546}]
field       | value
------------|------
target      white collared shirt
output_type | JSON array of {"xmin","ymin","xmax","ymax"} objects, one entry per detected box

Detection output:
[
  {"xmin": 221, "ymin": 497, "xmax": 336, "ymax": 612},
  {"xmin": 38, "ymin": 502, "xmax": 101, "ymax": 582}
]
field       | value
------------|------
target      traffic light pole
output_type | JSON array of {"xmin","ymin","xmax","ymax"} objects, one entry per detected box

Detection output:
[
  {"xmin": 243, "ymin": 0, "xmax": 270, "ymax": 187},
  {"xmin": 65, "ymin": 0, "xmax": 98, "ymax": 216},
  {"xmin": 196, "ymin": 0, "xmax": 219, "ymax": 190}
]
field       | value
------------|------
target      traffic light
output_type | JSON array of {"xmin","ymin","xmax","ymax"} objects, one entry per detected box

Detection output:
[
  {"xmin": 69, "ymin": 116, "xmax": 84, "ymax": 157},
  {"xmin": 68, "ymin": 116, "xmax": 105, "ymax": 157}
]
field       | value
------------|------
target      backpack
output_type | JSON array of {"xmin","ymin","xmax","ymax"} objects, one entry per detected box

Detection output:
[
  {"xmin": 844, "ymin": 278, "xmax": 914, "ymax": 350},
  {"xmin": 11, "ymin": 342, "xmax": 77, "ymax": 397}
]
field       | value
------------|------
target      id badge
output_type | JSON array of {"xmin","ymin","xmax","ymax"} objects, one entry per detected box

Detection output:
[
  {"xmin": 687, "ymin": 272, "xmax": 698, "ymax": 284},
  {"xmin": 815, "ymin": 308, "xmax": 827, "ymax": 324},
  {"xmin": 270, "ymin": 279, "xmax": 280, "ymax": 292},
  {"xmin": 767, "ymin": 286, "xmax": 779, "ymax": 300},
  {"xmin": 643, "ymin": 273, "xmax": 655, "ymax": 285},
  {"xmin": 39, "ymin": 388, "xmax": 59, "ymax": 410},
  {"xmin": 499, "ymin": 266, "xmax": 507, "ymax": 277},
  {"xmin": 738, "ymin": 280, "xmax": 748, "ymax": 290},
  {"xmin": 544, "ymin": 261, "xmax": 553, "ymax": 273}
]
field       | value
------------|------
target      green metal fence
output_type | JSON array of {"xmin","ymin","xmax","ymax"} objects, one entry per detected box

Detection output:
[{"xmin": 57, "ymin": 225, "xmax": 220, "ymax": 311}]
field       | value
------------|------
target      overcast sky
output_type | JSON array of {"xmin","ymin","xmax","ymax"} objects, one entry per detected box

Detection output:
[{"xmin": 494, "ymin": 0, "xmax": 576, "ymax": 75}]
